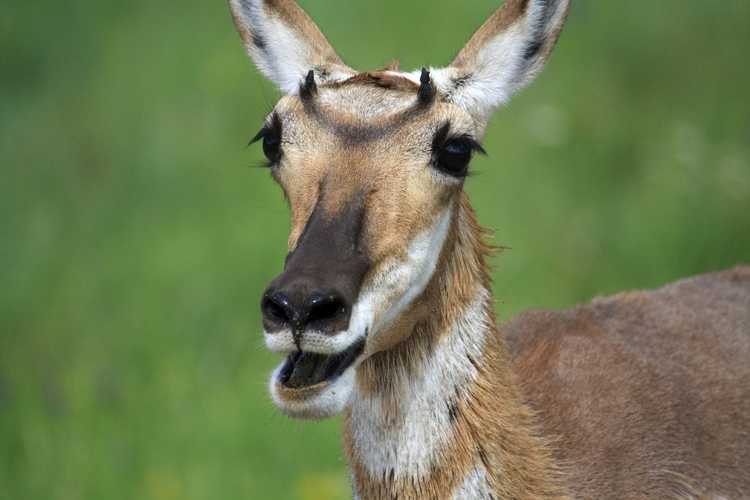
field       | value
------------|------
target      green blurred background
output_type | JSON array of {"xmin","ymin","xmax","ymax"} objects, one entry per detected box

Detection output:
[{"xmin": 1, "ymin": 0, "xmax": 748, "ymax": 498}]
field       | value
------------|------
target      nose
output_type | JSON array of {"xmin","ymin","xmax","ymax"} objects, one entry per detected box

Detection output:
[{"xmin": 261, "ymin": 287, "xmax": 351, "ymax": 334}]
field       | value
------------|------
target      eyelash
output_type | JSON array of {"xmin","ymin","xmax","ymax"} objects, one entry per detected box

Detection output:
[{"xmin": 250, "ymin": 114, "xmax": 283, "ymax": 167}]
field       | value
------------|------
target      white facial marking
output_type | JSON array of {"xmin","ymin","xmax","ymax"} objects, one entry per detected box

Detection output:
[
  {"xmin": 265, "ymin": 328, "xmax": 363, "ymax": 355},
  {"xmin": 350, "ymin": 289, "xmax": 492, "ymax": 480},
  {"xmin": 453, "ymin": 466, "xmax": 493, "ymax": 500},
  {"xmin": 354, "ymin": 206, "xmax": 454, "ymax": 345}
]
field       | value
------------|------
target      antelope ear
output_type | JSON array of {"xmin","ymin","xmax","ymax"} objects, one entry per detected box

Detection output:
[
  {"xmin": 228, "ymin": 0, "xmax": 355, "ymax": 94},
  {"xmin": 431, "ymin": 0, "xmax": 571, "ymax": 124}
]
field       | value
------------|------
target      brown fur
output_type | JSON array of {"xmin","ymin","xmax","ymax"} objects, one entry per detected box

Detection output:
[{"xmin": 507, "ymin": 266, "xmax": 750, "ymax": 499}]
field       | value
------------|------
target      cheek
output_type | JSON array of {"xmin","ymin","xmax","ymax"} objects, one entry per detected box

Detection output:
[
  {"xmin": 363, "ymin": 171, "xmax": 454, "ymax": 263},
  {"xmin": 353, "ymin": 203, "xmax": 455, "ymax": 352}
]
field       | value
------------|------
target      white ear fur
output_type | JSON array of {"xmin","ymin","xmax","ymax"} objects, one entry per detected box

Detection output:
[
  {"xmin": 228, "ymin": 0, "xmax": 354, "ymax": 94},
  {"xmin": 427, "ymin": 0, "xmax": 571, "ymax": 124}
]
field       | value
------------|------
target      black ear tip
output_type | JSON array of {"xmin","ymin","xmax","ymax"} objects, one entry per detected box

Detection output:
[{"xmin": 420, "ymin": 67, "xmax": 430, "ymax": 83}]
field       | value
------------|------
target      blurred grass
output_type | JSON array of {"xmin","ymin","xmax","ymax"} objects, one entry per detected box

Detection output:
[{"xmin": 1, "ymin": 1, "xmax": 748, "ymax": 499}]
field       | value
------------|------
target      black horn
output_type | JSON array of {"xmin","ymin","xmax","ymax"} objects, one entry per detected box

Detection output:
[
  {"xmin": 418, "ymin": 67, "xmax": 436, "ymax": 104},
  {"xmin": 300, "ymin": 69, "xmax": 318, "ymax": 100}
]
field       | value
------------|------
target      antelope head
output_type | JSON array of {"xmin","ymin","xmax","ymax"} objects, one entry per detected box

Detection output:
[{"xmin": 229, "ymin": 0, "xmax": 570, "ymax": 419}]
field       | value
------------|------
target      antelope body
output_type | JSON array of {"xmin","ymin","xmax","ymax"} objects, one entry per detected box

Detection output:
[{"xmin": 226, "ymin": 1, "xmax": 750, "ymax": 498}]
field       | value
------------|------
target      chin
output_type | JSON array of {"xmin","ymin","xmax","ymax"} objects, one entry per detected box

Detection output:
[{"xmin": 268, "ymin": 338, "xmax": 364, "ymax": 419}]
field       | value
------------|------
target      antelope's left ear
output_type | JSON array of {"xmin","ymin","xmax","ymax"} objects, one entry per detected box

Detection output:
[
  {"xmin": 430, "ymin": 0, "xmax": 571, "ymax": 124},
  {"xmin": 228, "ymin": 0, "xmax": 355, "ymax": 94}
]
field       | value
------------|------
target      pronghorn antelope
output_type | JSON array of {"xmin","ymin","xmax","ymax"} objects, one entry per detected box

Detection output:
[{"xmin": 227, "ymin": 0, "xmax": 750, "ymax": 498}]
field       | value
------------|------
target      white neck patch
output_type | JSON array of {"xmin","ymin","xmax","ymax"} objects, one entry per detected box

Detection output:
[
  {"xmin": 452, "ymin": 465, "xmax": 494, "ymax": 499},
  {"xmin": 349, "ymin": 288, "xmax": 492, "ymax": 482}
]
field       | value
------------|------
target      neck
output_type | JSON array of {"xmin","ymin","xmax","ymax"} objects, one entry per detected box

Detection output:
[{"xmin": 344, "ymin": 195, "xmax": 566, "ymax": 499}]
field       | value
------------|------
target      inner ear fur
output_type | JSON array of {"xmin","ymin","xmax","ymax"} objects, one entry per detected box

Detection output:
[
  {"xmin": 229, "ymin": 0, "xmax": 355, "ymax": 94},
  {"xmin": 433, "ymin": 0, "xmax": 571, "ymax": 123}
]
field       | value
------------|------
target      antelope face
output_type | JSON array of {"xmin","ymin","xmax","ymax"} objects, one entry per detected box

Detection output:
[
  {"xmin": 257, "ymin": 79, "xmax": 481, "ymax": 417},
  {"xmin": 229, "ymin": 0, "xmax": 569, "ymax": 418}
]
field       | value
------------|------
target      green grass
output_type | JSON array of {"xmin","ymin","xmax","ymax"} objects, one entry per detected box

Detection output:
[{"xmin": 1, "ymin": 1, "xmax": 749, "ymax": 498}]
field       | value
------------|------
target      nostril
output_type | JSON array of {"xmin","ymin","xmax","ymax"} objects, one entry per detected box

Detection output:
[
  {"xmin": 262, "ymin": 288, "xmax": 350, "ymax": 333},
  {"xmin": 307, "ymin": 294, "xmax": 347, "ymax": 325},
  {"xmin": 262, "ymin": 293, "xmax": 293, "ymax": 326}
]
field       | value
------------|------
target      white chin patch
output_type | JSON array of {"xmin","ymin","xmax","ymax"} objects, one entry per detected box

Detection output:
[{"xmin": 269, "ymin": 362, "xmax": 356, "ymax": 419}]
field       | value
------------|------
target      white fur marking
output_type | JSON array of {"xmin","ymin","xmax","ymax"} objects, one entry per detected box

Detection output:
[
  {"xmin": 265, "ymin": 328, "xmax": 362, "ymax": 355},
  {"xmin": 453, "ymin": 465, "xmax": 493, "ymax": 500},
  {"xmin": 355, "ymin": 206, "xmax": 454, "ymax": 342},
  {"xmin": 350, "ymin": 288, "xmax": 492, "ymax": 480}
]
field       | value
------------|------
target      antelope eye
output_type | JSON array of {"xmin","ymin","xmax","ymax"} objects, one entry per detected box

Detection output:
[
  {"xmin": 262, "ymin": 131, "xmax": 282, "ymax": 164},
  {"xmin": 437, "ymin": 139, "xmax": 473, "ymax": 176},
  {"xmin": 251, "ymin": 113, "xmax": 283, "ymax": 166},
  {"xmin": 431, "ymin": 122, "xmax": 485, "ymax": 179}
]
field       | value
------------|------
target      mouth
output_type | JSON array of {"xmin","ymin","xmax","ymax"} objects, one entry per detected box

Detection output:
[{"xmin": 278, "ymin": 339, "xmax": 365, "ymax": 389}]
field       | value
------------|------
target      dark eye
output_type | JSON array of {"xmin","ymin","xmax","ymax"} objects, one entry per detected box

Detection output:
[
  {"xmin": 262, "ymin": 131, "xmax": 282, "ymax": 164},
  {"xmin": 431, "ymin": 122, "xmax": 485, "ymax": 178},
  {"xmin": 250, "ymin": 113, "xmax": 283, "ymax": 166},
  {"xmin": 437, "ymin": 139, "xmax": 474, "ymax": 176}
]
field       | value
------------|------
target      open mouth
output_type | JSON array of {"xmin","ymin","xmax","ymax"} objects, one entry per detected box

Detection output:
[{"xmin": 278, "ymin": 339, "xmax": 365, "ymax": 389}]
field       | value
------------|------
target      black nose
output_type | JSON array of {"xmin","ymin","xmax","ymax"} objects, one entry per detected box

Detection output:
[{"xmin": 261, "ymin": 288, "xmax": 351, "ymax": 334}]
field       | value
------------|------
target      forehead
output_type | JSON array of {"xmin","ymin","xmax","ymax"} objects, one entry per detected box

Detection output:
[{"xmin": 271, "ymin": 73, "xmax": 477, "ymax": 144}]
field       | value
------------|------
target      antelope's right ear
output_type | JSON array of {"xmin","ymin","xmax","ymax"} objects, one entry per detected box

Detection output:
[{"xmin": 228, "ymin": 0, "xmax": 355, "ymax": 95}]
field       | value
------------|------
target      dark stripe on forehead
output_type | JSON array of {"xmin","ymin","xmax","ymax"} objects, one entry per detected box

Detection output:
[
  {"xmin": 300, "ymin": 96, "xmax": 434, "ymax": 146},
  {"xmin": 287, "ymin": 70, "xmax": 439, "ymax": 144}
]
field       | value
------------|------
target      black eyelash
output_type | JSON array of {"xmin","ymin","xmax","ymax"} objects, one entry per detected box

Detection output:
[
  {"xmin": 453, "ymin": 135, "xmax": 486, "ymax": 155},
  {"xmin": 248, "ymin": 127, "xmax": 267, "ymax": 146},
  {"xmin": 249, "ymin": 112, "xmax": 282, "ymax": 146},
  {"xmin": 431, "ymin": 122, "xmax": 486, "ymax": 155},
  {"xmin": 249, "ymin": 113, "xmax": 283, "ymax": 167}
]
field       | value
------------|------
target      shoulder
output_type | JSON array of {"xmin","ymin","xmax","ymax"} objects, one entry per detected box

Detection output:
[
  {"xmin": 501, "ymin": 266, "xmax": 750, "ymax": 498},
  {"xmin": 504, "ymin": 265, "xmax": 750, "ymax": 360}
]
